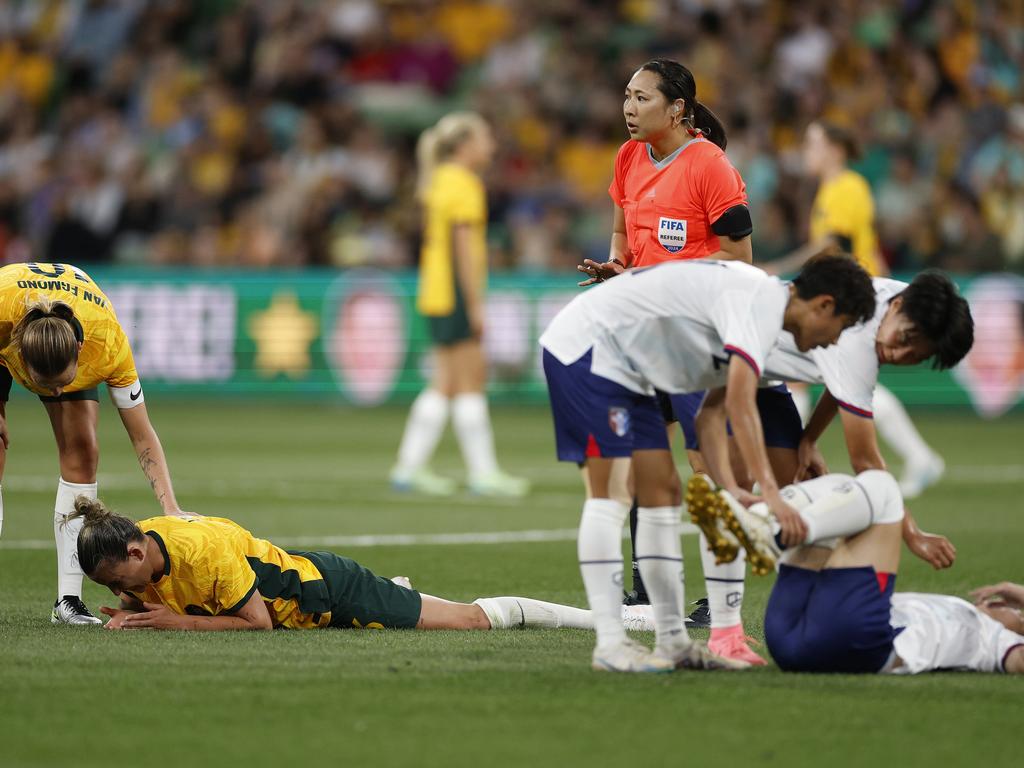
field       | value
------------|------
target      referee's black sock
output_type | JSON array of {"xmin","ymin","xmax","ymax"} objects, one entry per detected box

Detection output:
[{"xmin": 627, "ymin": 498, "xmax": 649, "ymax": 603}]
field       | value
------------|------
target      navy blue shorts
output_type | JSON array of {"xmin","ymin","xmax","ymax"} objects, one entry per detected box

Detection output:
[
  {"xmin": 660, "ymin": 384, "xmax": 802, "ymax": 451},
  {"xmin": 543, "ymin": 349, "xmax": 670, "ymax": 463},
  {"xmin": 764, "ymin": 565, "xmax": 898, "ymax": 673}
]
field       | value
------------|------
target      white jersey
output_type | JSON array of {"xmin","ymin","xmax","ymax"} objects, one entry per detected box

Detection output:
[
  {"xmin": 762, "ymin": 278, "xmax": 907, "ymax": 416},
  {"xmin": 539, "ymin": 260, "xmax": 790, "ymax": 395},
  {"xmin": 885, "ymin": 593, "xmax": 1024, "ymax": 674}
]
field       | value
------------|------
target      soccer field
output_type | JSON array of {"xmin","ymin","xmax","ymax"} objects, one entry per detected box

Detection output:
[{"xmin": 1, "ymin": 400, "xmax": 1021, "ymax": 768}]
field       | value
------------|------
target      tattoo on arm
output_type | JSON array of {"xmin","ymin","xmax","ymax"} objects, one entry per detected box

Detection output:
[{"xmin": 137, "ymin": 448, "xmax": 167, "ymax": 504}]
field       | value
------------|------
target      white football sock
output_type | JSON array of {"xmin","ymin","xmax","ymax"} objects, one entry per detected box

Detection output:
[
  {"xmin": 873, "ymin": 385, "xmax": 935, "ymax": 466},
  {"xmin": 636, "ymin": 505, "xmax": 689, "ymax": 648},
  {"xmin": 54, "ymin": 478, "xmax": 97, "ymax": 599},
  {"xmin": 393, "ymin": 389, "xmax": 449, "ymax": 478},
  {"xmin": 854, "ymin": 469, "xmax": 905, "ymax": 524},
  {"xmin": 699, "ymin": 532, "xmax": 746, "ymax": 629},
  {"xmin": 577, "ymin": 498, "xmax": 629, "ymax": 647},
  {"xmin": 776, "ymin": 472, "xmax": 903, "ymax": 546},
  {"xmin": 474, "ymin": 596, "xmax": 593, "ymax": 630},
  {"xmin": 451, "ymin": 393, "xmax": 499, "ymax": 479}
]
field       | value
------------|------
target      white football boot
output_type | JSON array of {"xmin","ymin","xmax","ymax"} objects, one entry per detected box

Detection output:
[
  {"xmin": 591, "ymin": 639, "xmax": 675, "ymax": 673},
  {"xmin": 654, "ymin": 638, "xmax": 751, "ymax": 670},
  {"xmin": 52, "ymin": 596, "xmax": 102, "ymax": 626}
]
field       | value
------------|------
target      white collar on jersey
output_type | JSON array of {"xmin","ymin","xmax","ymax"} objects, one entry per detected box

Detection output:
[{"xmin": 647, "ymin": 136, "xmax": 707, "ymax": 170}]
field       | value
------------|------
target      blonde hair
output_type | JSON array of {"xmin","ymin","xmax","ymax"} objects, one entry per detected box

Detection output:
[
  {"xmin": 65, "ymin": 496, "xmax": 145, "ymax": 576},
  {"xmin": 11, "ymin": 296, "xmax": 79, "ymax": 378},
  {"xmin": 415, "ymin": 111, "xmax": 489, "ymax": 201}
]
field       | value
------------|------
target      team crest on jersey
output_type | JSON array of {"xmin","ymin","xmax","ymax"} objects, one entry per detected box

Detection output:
[
  {"xmin": 657, "ymin": 216, "xmax": 687, "ymax": 253},
  {"xmin": 608, "ymin": 406, "xmax": 630, "ymax": 437}
]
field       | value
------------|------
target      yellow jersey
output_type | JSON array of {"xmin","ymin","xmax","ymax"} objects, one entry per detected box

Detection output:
[
  {"xmin": 417, "ymin": 162, "xmax": 487, "ymax": 316},
  {"xmin": 128, "ymin": 515, "xmax": 334, "ymax": 630},
  {"xmin": 809, "ymin": 170, "xmax": 885, "ymax": 276},
  {"xmin": 0, "ymin": 262, "xmax": 139, "ymax": 396}
]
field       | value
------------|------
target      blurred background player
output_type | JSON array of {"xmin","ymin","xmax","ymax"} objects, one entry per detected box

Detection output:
[
  {"xmin": 574, "ymin": 59, "xmax": 759, "ymax": 654},
  {"xmin": 0, "ymin": 262, "xmax": 187, "ymax": 624},
  {"xmin": 390, "ymin": 113, "xmax": 528, "ymax": 498},
  {"xmin": 769, "ymin": 121, "xmax": 945, "ymax": 499}
]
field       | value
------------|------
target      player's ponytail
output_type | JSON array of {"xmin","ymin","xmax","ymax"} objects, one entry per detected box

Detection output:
[
  {"xmin": 416, "ymin": 112, "xmax": 489, "ymax": 202},
  {"xmin": 692, "ymin": 101, "xmax": 727, "ymax": 152},
  {"xmin": 65, "ymin": 496, "xmax": 145, "ymax": 576},
  {"xmin": 639, "ymin": 58, "xmax": 728, "ymax": 150},
  {"xmin": 11, "ymin": 296, "xmax": 80, "ymax": 378}
]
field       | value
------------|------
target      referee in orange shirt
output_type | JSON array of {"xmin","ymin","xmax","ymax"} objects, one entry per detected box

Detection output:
[{"xmin": 577, "ymin": 60, "xmax": 782, "ymax": 665}]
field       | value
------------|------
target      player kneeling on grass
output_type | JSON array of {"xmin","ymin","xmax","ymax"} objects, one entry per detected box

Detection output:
[
  {"xmin": 687, "ymin": 472, "xmax": 1024, "ymax": 674},
  {"xmin": 67, "ymin": 497, "xmax": 654, "ymax": 634}
]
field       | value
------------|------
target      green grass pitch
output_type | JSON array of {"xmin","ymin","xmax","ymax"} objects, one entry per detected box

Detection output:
[{"xmin": 0, "ymin": 400, "xmax": 1020, "ymax": 767}]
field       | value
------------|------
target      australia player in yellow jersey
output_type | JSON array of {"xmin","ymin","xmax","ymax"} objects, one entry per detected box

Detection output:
[
  {"xmin": 66, "ymin": 496, "xmax": 657, "ymax": 636},
  {"xmin": 0, "ymin": 262, "xmax": 187, "ymax": 625},
  {"xmin": 390, "ymin": 112, "xmax": 528, "ymax": 497},
  {"xmin": 768, "ymin": 121, "xmax": 946, "ymax": 499}
]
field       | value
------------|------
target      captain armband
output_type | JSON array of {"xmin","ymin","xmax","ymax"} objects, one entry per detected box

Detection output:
[{"xmin": 711, "ymin": 204, "xmax": 753, "ymax": 241}]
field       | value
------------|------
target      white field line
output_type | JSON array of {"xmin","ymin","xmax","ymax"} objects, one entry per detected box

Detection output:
[
  {"xmin": 2, "ymin": 464, "xmax": 1022, "ymax": 498},
  {"xmin": 0, "ymin": 524, "xmax": 699, "ymax": 551}
]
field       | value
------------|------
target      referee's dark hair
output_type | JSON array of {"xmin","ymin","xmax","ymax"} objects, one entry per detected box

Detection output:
[
  {"xmin": 640, "ymin": 58, "xmax": 727, "ymax": 150},
  {"xmin": 793, "ymin": 252, "xmax": 876, "ymax": 325},
  {"xmin": 898, "ymin": 272, "xmax": 974, "ymax": 370}
]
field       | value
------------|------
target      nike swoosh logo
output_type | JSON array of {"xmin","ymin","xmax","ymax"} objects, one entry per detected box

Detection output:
[{"xmin": 129, "ymin": 388, "xmax": 141, "ymax": 401}]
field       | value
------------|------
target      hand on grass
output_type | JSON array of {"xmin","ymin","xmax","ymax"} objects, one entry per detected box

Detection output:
[
  {"xmin": 119, "ymin": 602, "xmax": 184, "ymax": 630},
  {"xmin": 100, "ymin": 606, "xmax": 138, "ymax": 630}
]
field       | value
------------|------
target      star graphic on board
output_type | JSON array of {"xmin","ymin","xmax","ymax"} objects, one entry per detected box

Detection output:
[{"xmin": 248, "ymin": 292, "xmax": 318, "ymax": 378}]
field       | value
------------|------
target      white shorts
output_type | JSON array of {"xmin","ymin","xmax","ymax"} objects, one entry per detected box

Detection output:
[{"xmin": 884, "ymin": 593, "xmax": 1024, "ymax": 674}]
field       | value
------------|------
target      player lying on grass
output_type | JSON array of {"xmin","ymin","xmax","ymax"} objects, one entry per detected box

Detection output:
[
  {"xmin": 540, "ymin": 255, "xmax": 875, "ymax": 672},
  {"xmin": 687, "ymin": 472, "xmax": 1024, "ymax": 674},
  {"xmin": 0, "ymin": 262, "xmax": 188, "ymax": 626},
  {"xmin": 67, "ymin": 496, "xmax": 655, "ymax": 634},
  {"xmin": 687, "ymin": 267, "xmax": 973, "ymax": 661}
]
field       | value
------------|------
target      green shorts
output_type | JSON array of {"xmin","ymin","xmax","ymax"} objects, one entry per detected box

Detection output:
[
  {"xmin": 38, "ymin": 388, "xmax": 100, "ymax": 403},
  {"xmin": 299, "ymin": 551, "xmax": 423, "ymax": 630},
  {"xmin": 425, "ymin": 279, "xmax": 473, "ymax": 347}
]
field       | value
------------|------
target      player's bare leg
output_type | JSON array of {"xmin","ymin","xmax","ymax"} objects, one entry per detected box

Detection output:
[{"xmin": 44, "ymin": 399, "xmax": 101, "ymax": 625}]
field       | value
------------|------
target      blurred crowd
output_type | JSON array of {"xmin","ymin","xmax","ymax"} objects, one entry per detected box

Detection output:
[{"xmin": 0, "ymin": 0, "xmax": 1022, "ymax": 273}]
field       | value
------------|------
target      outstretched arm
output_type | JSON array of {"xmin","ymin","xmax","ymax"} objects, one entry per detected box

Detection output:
[{"xmin": 118, "ymin": 403, "xmax": 187, "ymax": 516}]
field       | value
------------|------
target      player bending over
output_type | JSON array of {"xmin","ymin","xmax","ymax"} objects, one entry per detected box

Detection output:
[
  {"xmin": 687, "ymin": 473, "xmax": 1024, "ymax": 674},
  {"xmin": 540, "ymin": 255, "xmax": 874, "ymax": 673},
  {"xmin": 687, "ymin": 267, "xmax": 973, "ymax": 661},
  {"xmin": 68, "ymin": 497, "xmax": 654, "ymax": 636}
]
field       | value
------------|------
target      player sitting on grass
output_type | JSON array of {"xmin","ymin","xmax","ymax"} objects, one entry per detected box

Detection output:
[
  {"xmin": 687, "ymin": 473, "xmax": 1024, "ymax": 674},
  {"xmin": 67, "ymin": 496, "xmax": 653, "ymax": 634}
]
